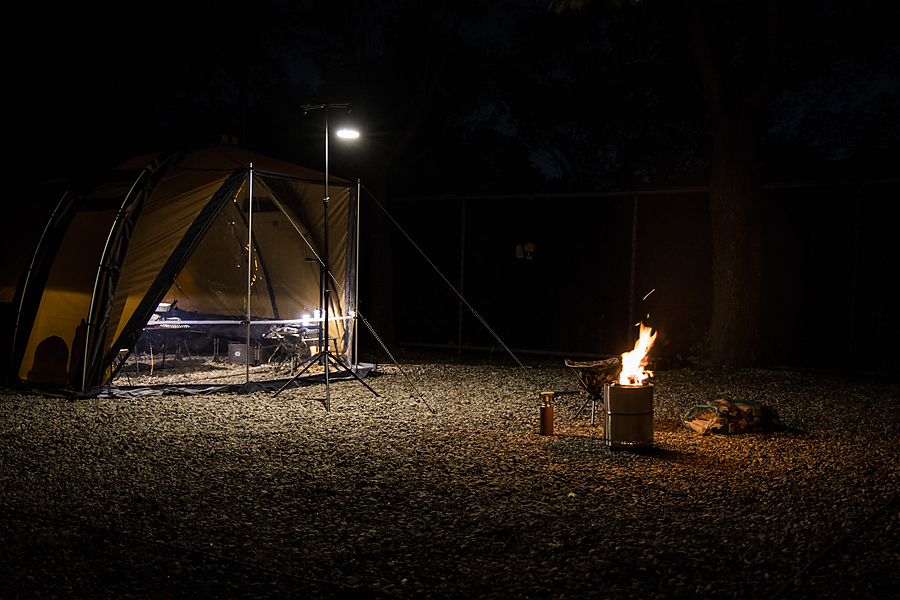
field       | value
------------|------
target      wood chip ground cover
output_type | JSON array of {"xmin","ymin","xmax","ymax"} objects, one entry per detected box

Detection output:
[{"xmin": 1, "ymin": 359, "xmax": 897, "ymax": 599}]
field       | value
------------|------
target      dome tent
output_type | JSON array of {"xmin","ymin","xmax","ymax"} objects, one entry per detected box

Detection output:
[{"xmin": 6, "ymin": 143, "xmax": 360, "ymax": 395}]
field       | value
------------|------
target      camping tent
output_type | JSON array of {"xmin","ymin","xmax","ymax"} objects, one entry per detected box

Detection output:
[{"xmin": 4, "ymin": 143, "xmax": 359, "ymax": 394}]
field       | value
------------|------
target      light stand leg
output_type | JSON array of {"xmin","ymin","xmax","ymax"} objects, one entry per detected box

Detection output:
[{"xmin": 273, "ymin": 347, "xmax": 379, "ymax": 399}]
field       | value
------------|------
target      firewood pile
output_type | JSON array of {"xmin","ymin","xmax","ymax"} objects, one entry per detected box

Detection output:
[{"xmin": 682, "ymin": 398, "xmax": 779, "ymax": 435}]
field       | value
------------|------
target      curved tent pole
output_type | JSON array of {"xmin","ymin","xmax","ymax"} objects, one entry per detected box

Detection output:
[
  {"xmin": 81, "ymin": 166, "xmax": 156, "ymax": 389},
  {"xmin": 82, "ymin": 147, "xmax": 197, "ymax": 390},
  {"xmin": 8, "ymin": 191, "xmax": 72, "ymax": 380}
]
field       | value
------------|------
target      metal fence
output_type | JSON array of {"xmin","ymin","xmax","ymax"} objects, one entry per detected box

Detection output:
[{"xmin": 388, "ymin": 178, "xmax": 897, "ymax": 370}]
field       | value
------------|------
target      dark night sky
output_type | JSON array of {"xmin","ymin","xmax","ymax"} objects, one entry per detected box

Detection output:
[{"xmin": 7, "ymin": 0, "xmax": 899, "ymax": 370}]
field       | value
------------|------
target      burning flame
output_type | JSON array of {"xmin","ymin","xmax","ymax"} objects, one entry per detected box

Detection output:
[{"xmin": 619, "ymin": 323, "xmax": 657, "ymax": 385}]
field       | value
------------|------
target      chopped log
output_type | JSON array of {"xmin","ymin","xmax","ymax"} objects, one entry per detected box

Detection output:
[{"xmin": 682, "ymin": 398, "xmax": 780, "ymax": 435}]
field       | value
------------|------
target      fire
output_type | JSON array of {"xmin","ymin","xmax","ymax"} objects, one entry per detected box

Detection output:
[{"xmin": 618, "ymin": 323, "xmax": 657, "ymax": 385}]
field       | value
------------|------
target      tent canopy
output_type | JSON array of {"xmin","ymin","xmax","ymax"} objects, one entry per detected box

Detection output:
[{"xmin": 6, "ymin": 143, "xmax": 358, "ymax": 394}]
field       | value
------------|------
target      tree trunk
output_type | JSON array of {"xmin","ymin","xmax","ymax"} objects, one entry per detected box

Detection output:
[
  {"xmin": 685, "ymin": 0, "xmax": 776, "ymax": 367},
  {"xmin": 707, "ymin": 108, "xmax": 767, "ymax": 367}
]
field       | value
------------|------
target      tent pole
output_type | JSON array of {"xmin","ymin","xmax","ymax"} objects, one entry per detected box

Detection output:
[
  {"xmin": 81, "ymin": 167, "xmax": 153, "ymax": 390},
  {"xmin": 354, "ymin": 179, "xmax": 361, "ymax": 370},
  {"xmin": 323, "ymin": 110, "xmax": 331, "ymax": 411},
  {"xmin": 246, "ymin": 164, "xmax": 254, "ymax": 385}
]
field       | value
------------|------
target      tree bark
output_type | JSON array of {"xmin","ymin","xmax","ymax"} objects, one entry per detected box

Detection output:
[
  {"xmin": 686, "ymin": 0, "xmax": 776, "ymax": 367},
  {"xmin": 707, "ymin": 109, "xmax": 767, "ymax": 366}
]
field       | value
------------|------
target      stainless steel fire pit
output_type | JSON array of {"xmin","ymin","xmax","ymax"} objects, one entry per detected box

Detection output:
[
  {"xmin": 604, "ymin": 323, "xmax": 657, "ymax": 448},
  {"xmin": 564, "ymin": 357, "xmax": 655, "ymax": 448},
  {"xmin": 604, "ymin": 383, "xmax": 654, "ymax": 449}
]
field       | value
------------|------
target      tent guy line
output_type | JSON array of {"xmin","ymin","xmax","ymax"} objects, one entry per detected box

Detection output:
[{"xmin": 361, "ymin": 183, "xmax": 524, "ymax": 370}]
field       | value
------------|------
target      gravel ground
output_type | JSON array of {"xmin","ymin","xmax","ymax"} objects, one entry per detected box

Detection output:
[{"xmin": 1, "ymin": 354, "xmax": 898, "ymax": 599}]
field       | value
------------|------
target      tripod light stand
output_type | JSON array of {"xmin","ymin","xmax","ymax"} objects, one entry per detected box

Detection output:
[{"xmin": 275, "ymin": 103, "xmax": 379, "ymax": 409}]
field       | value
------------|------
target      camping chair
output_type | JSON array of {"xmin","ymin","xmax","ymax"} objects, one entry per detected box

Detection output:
[
  {"xmin": 564, "ymin": 358, "xmax": 620, "ymax": 425},
  {"xmin": 264, "ymin": 325, "xmax": 313, "ymax": 372}
]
